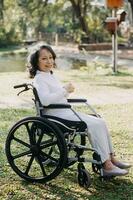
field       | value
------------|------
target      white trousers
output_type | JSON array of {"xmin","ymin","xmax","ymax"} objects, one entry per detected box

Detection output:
[
  {"xmin": 45, "ymin": 109, "xmax": 114, "ymax": 163},
  {"xmin": 77, "ymin": 113, "xmax": 114, "ymax": 162}
]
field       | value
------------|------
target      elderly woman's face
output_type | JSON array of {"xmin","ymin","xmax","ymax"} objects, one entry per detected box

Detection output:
[{"xmin": 38, "ymin": 49, "xmax": 54, "ymax": 72}]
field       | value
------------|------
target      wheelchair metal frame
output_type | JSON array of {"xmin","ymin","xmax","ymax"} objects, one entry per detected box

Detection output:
[{"xmin": 5, "ymin": 83, "xmax": 105, "ymax": 188}]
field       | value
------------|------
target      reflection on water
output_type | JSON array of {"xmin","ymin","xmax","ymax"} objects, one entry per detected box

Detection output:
[
  {"xmin": 0, "ymin": 54, "xmax": 27, "ymax": 72},
  {"xmin": 0, "ymin": 52, "xmax": 132, "ymax": 72}
]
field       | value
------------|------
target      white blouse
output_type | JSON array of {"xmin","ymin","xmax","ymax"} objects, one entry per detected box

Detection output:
[{"xmin": 33, "ymin": 70, "xmax": 74, "ymax": 118}]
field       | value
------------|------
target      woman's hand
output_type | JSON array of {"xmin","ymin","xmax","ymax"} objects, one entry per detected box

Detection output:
[{"xmin": 64, "ymin": 82, "xmax": 75, "ymax": 93}]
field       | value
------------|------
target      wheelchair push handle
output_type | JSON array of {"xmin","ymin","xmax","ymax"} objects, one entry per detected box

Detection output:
[
  {"xmin": 14, "ymin": 83, "xmax": 32, "ymax": 96},
  {"xmin": 14, "ymin": 83, "xmax": 28, "ymax": 89}
]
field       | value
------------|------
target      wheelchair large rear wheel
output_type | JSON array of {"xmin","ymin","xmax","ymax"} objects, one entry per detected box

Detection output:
[{"xmin": 5, "ymin": 117, "xmax": 67, "ymax": 183}]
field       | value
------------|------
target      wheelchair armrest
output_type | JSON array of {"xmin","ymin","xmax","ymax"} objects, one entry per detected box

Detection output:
[
  {"xmin": 43, "ymin": 104, "xmax": 71, "ymax": 109},
  {"xmin": 67, "ymin": 98, "xmax": 87, "ymax": 103}
]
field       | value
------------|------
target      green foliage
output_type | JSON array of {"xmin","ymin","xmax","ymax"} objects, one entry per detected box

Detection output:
[
  {"xmin": 84, "ymin": 6, "xmax": 110, "ymax": 43},
  {"xmin": 0, "ymin": 0, "xmax": 26, "ymax": 45},
  {"xmin": 0, "ymin": 26, "xmax": 7, "ymax": 46},
  {"xmin": 0, "ymin": 0, "xmax": 127, "ymax": 45}
]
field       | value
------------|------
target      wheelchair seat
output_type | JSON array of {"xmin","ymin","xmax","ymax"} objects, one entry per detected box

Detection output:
[
  {"xmin": 33, "ymin": 87, "xmax": 87, "ymax": 133},
  {"xmin": 42, "ymin": 115, "xmax": 87, "ymax": 133}
]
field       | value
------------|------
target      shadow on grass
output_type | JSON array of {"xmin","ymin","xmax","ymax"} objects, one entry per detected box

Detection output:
[
  {"xmin": 20, "ymin": 172, "xmax": 133, "ymax": 200},
  {"xmin": 1, "ymin": 158, "xmax": 133, "ymax": 200}
]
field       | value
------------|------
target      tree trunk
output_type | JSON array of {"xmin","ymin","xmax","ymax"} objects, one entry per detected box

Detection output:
[
  {"xmin": 69, "ymin": 0, "xmax": 89, "ymax": 34},
  {"xmin": 0, "ymin": 0, "xmax": 4, "ymax": 21},
  {"xmin": 34, "ymin": 0, "xmax": 48, "ymax": 39},
  {"xmin": 128, "ymin": 0, "xmax": 133, "ymax": 24}
]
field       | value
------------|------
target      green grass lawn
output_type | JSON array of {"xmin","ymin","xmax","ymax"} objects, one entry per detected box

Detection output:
[
  {"xmin": 0, "ymin": 68, "xmax": 133, "ymax": 199},
  {"xmin": 0, "ymin": 103, "xmax": 133, "ymax": 200}
]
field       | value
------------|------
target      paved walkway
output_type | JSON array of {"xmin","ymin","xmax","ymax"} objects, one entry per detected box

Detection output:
[{"xmin": 0, "ymin": 70, "xmax": 133, "ymax": 109}]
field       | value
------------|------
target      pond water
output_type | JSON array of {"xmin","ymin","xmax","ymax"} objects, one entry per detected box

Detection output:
[
  {"xmin": 0, "ymin": 51, "xmax": 132, "ymax": 72},
  {"xmin": 0, "ymin": 54, "xmax": 26, "ymax": 72}
]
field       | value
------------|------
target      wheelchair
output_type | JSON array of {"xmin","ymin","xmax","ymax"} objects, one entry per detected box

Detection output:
[{"xmin": 5, "ymin": 83, "xmax": 105, "ymax": 188}]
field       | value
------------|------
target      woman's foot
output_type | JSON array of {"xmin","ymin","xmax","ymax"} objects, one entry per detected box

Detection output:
[
  {"xmin": 112, "ymin": 161, "xmax": 131, "ymax": 169},
  {"xmin": 111, "ymin": 155, "xmax": 131, "ymax": 169},
  {"xmin": 103, "ymin": 160, "xmax": 128, "ymax": 177},
  {"xmin": 103, "ymin": 166, "xmax": 128, "ymax": 177}
]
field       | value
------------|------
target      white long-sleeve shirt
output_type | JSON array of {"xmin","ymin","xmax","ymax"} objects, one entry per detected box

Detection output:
[{"xmin": 33, "ymin": 70, "xmax": 74, "ymax": 118}]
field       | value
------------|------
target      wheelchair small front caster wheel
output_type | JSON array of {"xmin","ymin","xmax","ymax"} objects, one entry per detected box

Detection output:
[{"xmin": 77, "ymin": 163, "xmax": 91, "ymax": 188}]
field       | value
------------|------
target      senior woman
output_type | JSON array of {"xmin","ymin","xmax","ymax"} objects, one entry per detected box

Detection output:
[{"xmin": 28, "ymin": 45, "xmax": 131, "ymax": 177}]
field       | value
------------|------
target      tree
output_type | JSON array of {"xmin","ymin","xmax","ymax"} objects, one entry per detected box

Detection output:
[
  {"xmin": 69, "ymin": 0, "xmax": 90, "ymax": 34},
  {"xmin": 0, "ymin": 0, "xmax": 110, "ymax": 45},
  {"xmin": 0, "ymin": 0, "xmax": 4, "ymax": 20},
  {"xmin": 17, "ymin": 0, "xmax": 49, "ymax": 39},
  {"xmin": 128, "ymin": 0, "xmax": 133, "ymax": 23}
]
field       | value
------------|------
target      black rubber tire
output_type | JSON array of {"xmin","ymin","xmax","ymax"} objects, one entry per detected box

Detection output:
[
  {"xmin": 78, "ymin": 168, "xmax": 91, "ymax": 188},
  {"xmin": 5, "ymin": 116, "xmax": 67, "ymax": 183}
]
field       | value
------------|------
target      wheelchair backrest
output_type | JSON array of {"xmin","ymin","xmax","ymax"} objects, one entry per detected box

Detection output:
[{"xmin": 33, "ymin": 87, "xmax": 45, "ymax": 117}]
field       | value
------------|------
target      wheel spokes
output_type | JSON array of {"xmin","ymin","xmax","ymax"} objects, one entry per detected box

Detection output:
[
  {"xmin": 13, "ymin": 150, "xmax": 31, "ymax": 160},
  {"xmin": 13, "ymin": 136, "xmax": 30, "ymax": 148},
  {"xmin": 37, "ymin": 156, "xmax": 47, "ymax": 177},
  {"xmin": 25, "ymin": 155, "xmax": 34, "ymax": 175},
  {"xmin": 25, "ymin": 122, "xmax": 35, "ymax": 145},
  {"xmin": 40, "ymin": 139, "xmax": 57, "ymax": 150},
  {"xmin": 35, "ymin": 125, "xmax": 44, "ymax": 145},
  {"xmin": 40, "ymin": 150, "xmax": 59, "ymax": 163}
]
